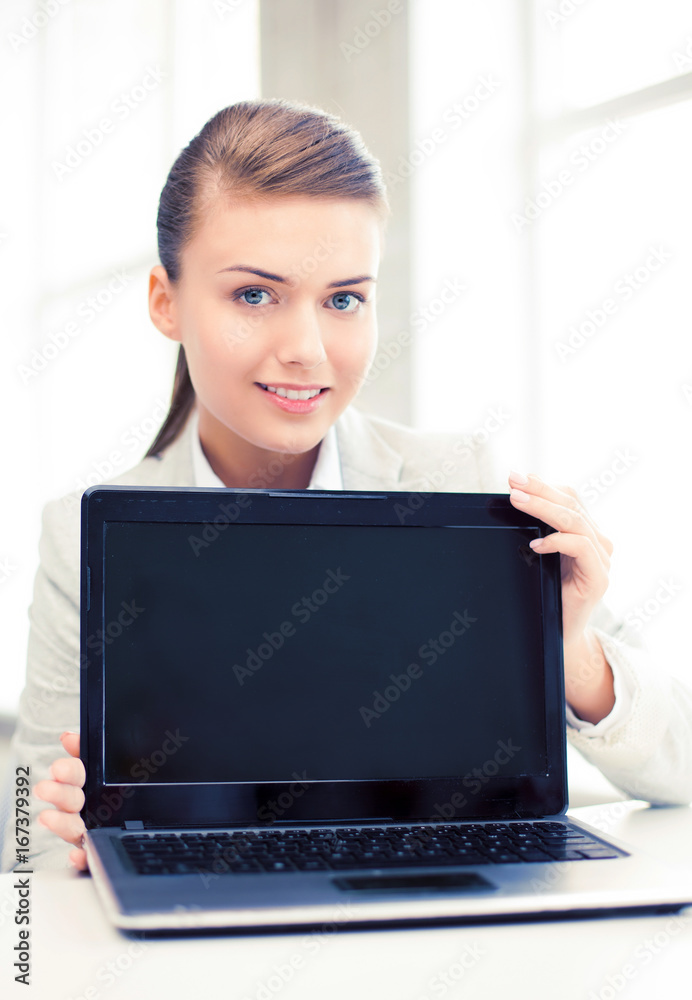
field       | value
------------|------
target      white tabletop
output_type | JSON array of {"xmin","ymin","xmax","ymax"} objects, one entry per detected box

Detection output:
[{"xmin": 1, "ymin": 799, "xmax": 691, "ymax": 1000}]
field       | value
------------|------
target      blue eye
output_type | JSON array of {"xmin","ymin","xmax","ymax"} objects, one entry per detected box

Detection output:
[
  {"xmin": 328, "ymin": 292, "xmax": 363, "ymax": 312},
  {"xmin": 236, "ymin": 288, "xmax": 271, "ymax": 306}
]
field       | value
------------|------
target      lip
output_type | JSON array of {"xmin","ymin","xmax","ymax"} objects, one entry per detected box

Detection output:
[
  {"xmin": 256, "ymin": 382, "xmax": 330, "ymax": 415},
  {"xmin": 256, "ymin": 382, "xmax": 327, "ymax": 391}
]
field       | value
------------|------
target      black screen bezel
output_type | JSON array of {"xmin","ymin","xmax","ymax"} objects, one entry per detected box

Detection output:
[{"xmin": 80, "ymin": 486, "xmax": 566, "ymax": 830}]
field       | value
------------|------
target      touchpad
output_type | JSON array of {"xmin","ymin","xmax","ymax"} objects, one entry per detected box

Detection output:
[{"xmin": 332, "ymin": 872, "xmax": 496, "ymax": 894}]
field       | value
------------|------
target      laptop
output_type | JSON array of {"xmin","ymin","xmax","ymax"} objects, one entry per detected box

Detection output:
[{"xmin": 80, "ymin": 485, "xmax": 692, "ymax": 931}]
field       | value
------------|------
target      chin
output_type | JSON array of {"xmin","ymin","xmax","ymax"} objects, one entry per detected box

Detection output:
[{"xmin": 249, "ymin": 430, "xmax": 320, "ymax": 455}]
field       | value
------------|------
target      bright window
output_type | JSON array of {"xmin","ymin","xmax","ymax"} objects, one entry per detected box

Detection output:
[
  {"xmin": 0, "ymin": 0, "xmax": 260, "ymax": 716},
  {"xmin": 412, "ymin": 0, "xmax": 692, "ymax": 684}
]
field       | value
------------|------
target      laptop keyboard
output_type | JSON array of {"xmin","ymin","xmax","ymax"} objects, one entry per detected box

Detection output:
[{"xmin": 120, "ymin": 821, "xmax": 622, "ymax": 875}]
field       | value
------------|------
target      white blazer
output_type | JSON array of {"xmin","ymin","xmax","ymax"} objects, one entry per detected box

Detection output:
[{"xmin": 3, "ymin": 405, "xmax": 691, "ymax": 872}]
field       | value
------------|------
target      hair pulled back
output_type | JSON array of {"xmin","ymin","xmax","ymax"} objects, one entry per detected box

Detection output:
[{"xmin": 145, "ymin": 98, "xmax": 388, "ymax": 458}]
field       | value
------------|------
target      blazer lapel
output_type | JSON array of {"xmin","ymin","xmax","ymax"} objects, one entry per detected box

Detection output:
[
  {"xmin": 150, "ymin": 413, "xmax": 197, "ymax": 485},
  {"xmin": 335, "ymin": 406, "xmax": 404, "ymax": 490}
]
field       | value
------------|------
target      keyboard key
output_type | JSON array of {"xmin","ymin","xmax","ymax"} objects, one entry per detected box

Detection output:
[{"xmin": 119, "ymin": 822, "xmax": 620, "ymax": 875}]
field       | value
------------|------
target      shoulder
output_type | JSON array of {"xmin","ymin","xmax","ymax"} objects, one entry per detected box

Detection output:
[
  {"xmin": 337, "ymin": 405, "xmax": 503, "ymax": 492},
  {"xmin": 38, "ymin": 419, "xmax": 195, "ymax": 602},
  {"xmin": 369, "ymin": 409, "xmax": 476, "ymax": 450}
]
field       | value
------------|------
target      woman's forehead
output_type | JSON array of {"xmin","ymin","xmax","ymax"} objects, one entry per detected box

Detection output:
[{"xmin": 185, "ymin": 195, "xmax": 383, "ymax": 274}]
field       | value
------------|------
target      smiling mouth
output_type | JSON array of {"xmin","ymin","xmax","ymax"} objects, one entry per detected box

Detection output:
[{"xmin": 257, "ymin": 383, "xmax": 329, "ymax": 401}]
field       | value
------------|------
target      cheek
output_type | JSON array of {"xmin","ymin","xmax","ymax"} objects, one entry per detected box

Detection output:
[
  {"xmin": 331, "ymin": 321, "xmax": 378, "ymax": 374},
  {"xmin": 184, "ymin": 302, "xmax": 260, "ymax": 370}
]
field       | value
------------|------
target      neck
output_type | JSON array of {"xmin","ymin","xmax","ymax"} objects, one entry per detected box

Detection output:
[{"xmin": 196, "ymin": 405, "xmax": 320, "ymax": 489}]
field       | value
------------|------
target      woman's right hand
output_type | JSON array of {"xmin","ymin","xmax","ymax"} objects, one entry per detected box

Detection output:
[{"xmin": 33, "ymin": 732, "xmax": 88, "ymax": 871}]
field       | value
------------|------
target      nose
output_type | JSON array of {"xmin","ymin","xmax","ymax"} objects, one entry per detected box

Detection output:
[{"xmin": 274, "ymin": 301, "xmax": 328, "ymax": 369}]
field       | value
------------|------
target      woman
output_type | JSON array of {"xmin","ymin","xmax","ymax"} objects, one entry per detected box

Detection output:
[{"xmin": 5, "ymin": 98, "xmax": 692, "ymax": 873}]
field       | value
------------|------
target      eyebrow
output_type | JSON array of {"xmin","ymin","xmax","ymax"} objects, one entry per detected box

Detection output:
[{"xmin": 216, "ymin": 265, "xmax": 376, "ymax": 288}]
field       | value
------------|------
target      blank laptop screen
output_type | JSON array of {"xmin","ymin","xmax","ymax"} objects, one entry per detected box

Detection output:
[{"xmin": 101, "ymin": 521, "xmax": 548, "ymax": 786}]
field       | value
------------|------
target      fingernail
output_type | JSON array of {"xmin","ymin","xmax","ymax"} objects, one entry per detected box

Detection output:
[
  {"xmin": 509, "ymin": 470, "xmax": 529, "ymax": 485},
  {"xmin": 529, "ymin": 538, "xmax": 543, "ymax": 549},
  {"xmin": 510, "ymin": 488, "xmax": 531, "ymax": 502},
  {"xmin": 60, "ymin": 731, "xmax": 78, "ymax": 739}
]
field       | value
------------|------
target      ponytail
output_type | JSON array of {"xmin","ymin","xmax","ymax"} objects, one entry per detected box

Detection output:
[{"xmin": 143, "ymin": 346, "xmax": 195, "ymax": 458}]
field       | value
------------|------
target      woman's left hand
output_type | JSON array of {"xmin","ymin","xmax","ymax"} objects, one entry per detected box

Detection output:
[{"xmin": 508, "ymin": 471, "xmax": 616, "ymax": 723}]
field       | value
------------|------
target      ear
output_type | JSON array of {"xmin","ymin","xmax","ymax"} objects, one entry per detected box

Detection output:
[{"xmin": 148, "ymin": 265, "xmax": 181, "ymax": 342}]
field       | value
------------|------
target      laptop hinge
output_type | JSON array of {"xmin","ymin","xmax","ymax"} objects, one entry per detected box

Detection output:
[{"xmin": 123, "ymin": 820, "xmax": 144, "ymax": 830}]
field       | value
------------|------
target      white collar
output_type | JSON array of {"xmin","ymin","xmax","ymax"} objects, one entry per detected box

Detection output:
[{"xmin": 189, "ymin": 406, "xmax": 344, "ymax": 490}]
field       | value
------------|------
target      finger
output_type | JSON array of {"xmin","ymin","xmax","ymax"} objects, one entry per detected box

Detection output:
[
  {"xmin": 529, "ymin": 533, "xmax": 609, "ymax": 597},
  {"xmin": 37, "ymin": 807, "xmax": 86, "ymax": 847},
  {"xmin": 510, "ymin": 485, "xmax": 593, "ymax": 537},
  {"xmin": 510, "ymin": 474, "xmax": 589, "ymax": 527},
  {"xmin": 49, "ymin": 755, "xmax": 86, "ymax": 787},
  {"xmin": 510, "ymin": 473, "xmax": 612, "ymax": 561},
  {"xmin": 68, "ymin": 847, "xmax": 89, "ymax": 872},
  {"xmin": 556, "ymin": 483, "xmax": 614, "ymax": 557},
  {"xmin": 34, "ymin": 778, "xmax": 84, "ymax": 813},
  {"xmin": 510, "ymin": 486, "xmax": 610, "ymax": 570},
  {"xmin": 59, "ymin": 731, "xmax": 81, "ymax": 758}
]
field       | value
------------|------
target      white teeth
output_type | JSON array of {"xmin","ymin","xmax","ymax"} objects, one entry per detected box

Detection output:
[{"xmin": 261, "ymin": 384, "xmax": 322, "ymax": 401}]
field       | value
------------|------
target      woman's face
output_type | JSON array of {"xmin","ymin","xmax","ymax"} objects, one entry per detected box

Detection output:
[{"xmin": 150, "ymin": 195, "xmax": 382, "ymax": 471}]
